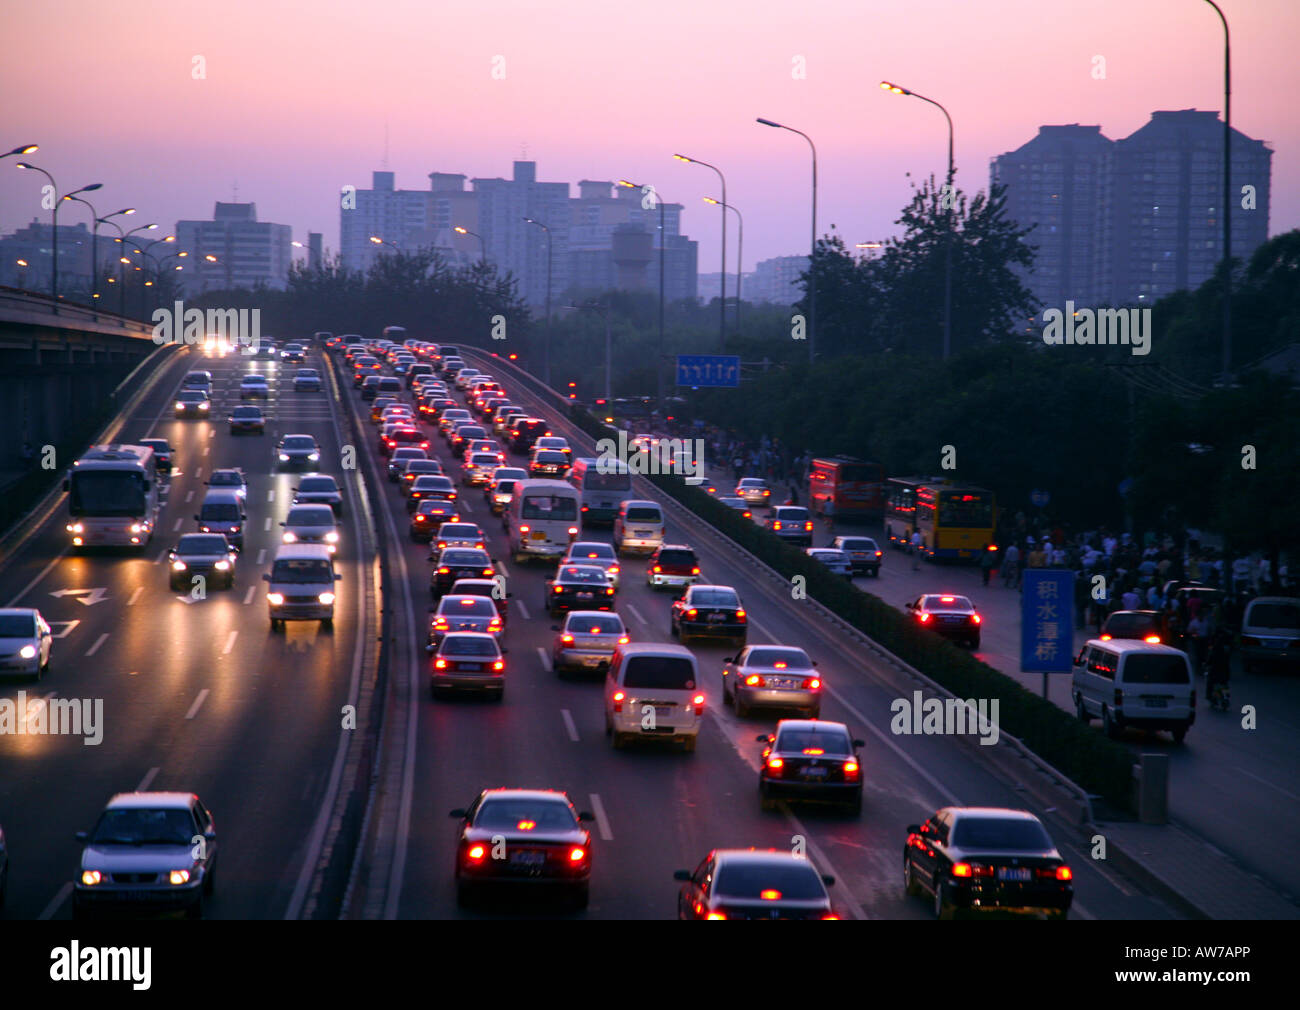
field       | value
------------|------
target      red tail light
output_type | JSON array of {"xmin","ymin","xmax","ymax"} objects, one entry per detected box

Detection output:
[
  {"xmin": 691, "ymin": 567, "xmax": 700, "ymax": 575},
  {"xmin": 437, "ymin": 566, "xmax": 449, "ymax": 574},
  {"xmin": 705, "ymin": 911, "xmax": 727, "ymax": 920},
  {"xmin": 804, "ymin": 521, "xmax": 813, "ymax": 532},
  {"xmin": 760, "ymin": 889, "xmax": 782, "ymax": 901},
  {"xmin": 773, "ymin": 522, "xmax": 782, "ymax": 530},
  {"xmin": 951, "ymin": 862, "xmax": 973, "ymax": 878},
  {"xmin": 612, "ymin": 690, "xmax": 625, "ymax": 713},
  {"xmin": 821, "ymin": 913, "xmax": 840, "ymax": 920},
  {"xmin": 568, "ymin": 527, "xmax": 578, "ymax": 535},
  {"xmin": 918, "ymin": 612, "xmax": 931, "ymax": 623},
  {"xmin": 692, "ymin": 694, "xmax": 704, "ymax": 707},
  {"xmin": 569, "ymin": 846, "xmax": 587, "ymax": 863},
  {"xmin": 735, "ymin": 609, "xmax": 746, "ymax": 621},
  {"xmin": 415, "ymin": 515, "xmax": 426, "ymax": 523},
  {"xmin": 554, "ymin": 586, "xmax": 563, "ymax": 594},
  {"xmin": 1099, "ymin": 633, "xmax": 1112, "ymax": 640},
  {"xmin": 766, "ymin": 756, "xmax": 784, "ymax": 774},
  {"xmin": 492, "ymin": 660, "xmax": 504, "ymax": 671},
  {"xmin": 653, "ymin": 565, "xmax": 661, "ymax": 573},
  {"xmin": 482, "ymin": 568, "xmax": 494, "ymax": 576},
  {"xmin": 1144, "ymin": 635, "xmax": 1161, "ymax": 644},
  {"xmin": 561, "ymin": 634, "xmax": 574, "ymax": 644},
  {"xmin": 843, "ymin": 759, "xmax": 860, "ymax": 780},
  {"xmin": 435, "ymin": 659, "xmax": 447, "ymax": 669},
  {"xmin": 745, "ymin": 674, "xmax": 763, "ymax": 687},
  {"xmin": 466, "ymin": 844, "xmax": 486, "ymax": 862},
  {"xmin": 805, "ymin": 678, "xmax": 821, "ymax": 690},
  {"xmin": 972, "ymin": 614, "xmax": 981, "ymax": 624},
  {"xmin": 875, "ymin": 551, "xmax": 882, "ymax": 557},
  {"xmin": 519, "ymin": 525, "xmax": 530, "ymax": 533},
  {"xmin": 618, "ymin": 635, "xmax": 629, "ymax": 644},
  {"xmin": 686, "ymin": 608, "xmax": 697, "ymax": 618}
]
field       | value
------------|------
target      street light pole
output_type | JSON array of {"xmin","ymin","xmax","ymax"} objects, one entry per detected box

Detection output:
[
  {"xmin": 616, "ymin": 181, "xmax": 669, "ymax": 415},
  {"xmin": 755, "ymin": 119, "xmax": 817, "ymax": 364},
  {"xmin": 121, "ymin": 223, "xmax": 158, "ymax": 317},
  {"xmin": 1204, "ymin": 0, "xmax": 1232, "ymax": 382},
  {"xmin": 92, "ymin": 208, "xmax": 135, "ymax": 303},
  {"xmin": 14, "ymin": 164, "xmax": 102, "ymax": 307},
  {"xmin": 523, "ymin": 217, "xmax": 554, "ymax": 387},
  {"xmin": 455, "ymin": 226, "xmax": 485, "ymax": 265},
  {"xmin": 880, "ymin": 83, "xmax": 954, "ymax": 360},
  {"xmin": 673, "ymin": 154, "xmax": 727, "ymax": 349},
  {"xmin": 705, "ymin": 198, "xmax": 742, "ymax": 331}
]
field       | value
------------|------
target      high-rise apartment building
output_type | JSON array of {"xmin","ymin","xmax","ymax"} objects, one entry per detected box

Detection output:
[{"xmin": 174, "ymin": 202, "xmax": 292, "ymax": 291}]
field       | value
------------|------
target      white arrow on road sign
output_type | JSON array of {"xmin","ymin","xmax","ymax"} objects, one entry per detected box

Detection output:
[{"xmin": 49, "ymin": 588, "xmax": 109, "ymax": 607}]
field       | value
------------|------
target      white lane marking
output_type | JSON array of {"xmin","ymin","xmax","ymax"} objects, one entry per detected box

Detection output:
[
  {"xmin": 588, "ymin": 793, "xmax": 614, "ymax": 841},
  {"xmin": 38, "ymin": 883, "xmax": 72, "ymax": 921},
  {"xmin": 185, "ymin": 490, "xmax": 194, "ymax": 503},
  {"xmin": 243, "ymin": 585, "xmax": 256, "ymax": 605},
  {"xmin": 515, "ymin": 599, "xmax": 530, "ymax": 620},
  {"xmin": 173, "ymin": 518, "xmax": 183, "ymax": 531},
  {"xmin": 256, "ymin": 548, "xmax": 266, "ymax": 565},
  {"xmin": 85, "ymin": 633, "xmax": 109, "ymax": 657},
  {"xmin": 127, "ymin": 586, "xmax": 144, "ymax": 606},
  {"xmin": 194, "ymin": 467, "xmax": 203, "ymax": 479},
  {"xmin": 495, "ymin": 560, "xmax": 510, "ymax": 579},
  {"xmin": 222, "ymin": 630, "xmax": 238, "ymax": 655},
  {"xmin": 536, "ymin": 646, "xmax": 550, "ymax": 670},
  {"xmin": 268, "ymin": 489, "xmax": 275, "ymax": 502},
  {"xmin": 185, "ymin": 688, "xmax": 210, "ymax": 720},
  {"xmin": 561, "ymin": 708, "xmax": 579, "ymax": 741},
  {"xmin": 264, "ymin": 516, "xmax": 272, "ymax": 532},
  {"xmin": 202, "ymin": 445, "xmax": 209, "ymax": 456},
  {"xmin": 154, "ymin": 549, "xmax": 168, "ymax": 565},
  {"xmin": 458, "ymin": 498, "xmax": 472, "ymax": 513},
  {"xmin": 626, "ymin": 603, "xmax": 648, "ymax": 626},
  {"xmin": 137, "ymin": 766, "xmax": 161, "ymax": 791},
  {"xmin": 1234, "ymin": 766, "xmax": 1300, "ymax": 803},
  {"xmin": 4, "ymin": 548, "xmax": 69, "ymax": 607}
]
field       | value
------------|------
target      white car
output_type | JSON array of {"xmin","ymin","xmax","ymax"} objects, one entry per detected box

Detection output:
[
  {"xmin": 293, "ymin": 367, "xmax": 322, "ymax": 391},
  {"xmin": 560, "ymin": 541, "xmax": 621, "ymax": 589},
  {"xmin": 280, "ymin": 503, "xmax": 341, "ymax": 553},
  {"xmin": 806, "ymin": 547, "xmax": 853, "ymax": 578},
  {"xmin": 0, "ymin": 608, "xmax": 53, "ymax": 680}
]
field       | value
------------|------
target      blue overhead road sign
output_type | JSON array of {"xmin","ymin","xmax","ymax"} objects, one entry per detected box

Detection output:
[{"xmin": 676, "ymin": 354, "xmax": 740, "ymax": 387}]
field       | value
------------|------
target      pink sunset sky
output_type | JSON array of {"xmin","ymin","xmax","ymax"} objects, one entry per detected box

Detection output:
[{"xmin": 4, "ymin": 0, "xmax": 1297, "ymax": 272}]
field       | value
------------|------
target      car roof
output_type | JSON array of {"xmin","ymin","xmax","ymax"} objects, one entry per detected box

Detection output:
[
  {"xmin": 477, "ymin": 788, "xmax": 571, "ymax": 804},
  {"xmin": 287, "ymin": 503, "xmax": 335, "ymax": 514},
  {"xmin": 201, "ymin": 488, "xmax": 242, "ymax": 503},
  {"xmin": 282, "ymin": 433, "xmax": 317, "ymax": 440},
  {"xmin": 942, "ymin": 807, "xmax": 1043, "ymax": 822},
  {"xmin": 614, "ymin": 642, "xmax": 694, "ymax": 659},
  {"xmin": 565, "ymin": 609, "xmax": 623, "ymax": 621},
  {"xmin": 711, "ymin": 849, "xmax": 817, "ymax": 866},
  {"xmin": 657, "ymin": 543, "xmax": 694, "ymax": 552},
  {"xmin": 1082, "ymin": 638, "xmax": 1185, "ymax": 655},
  {"xmin": 0, "ymin": 607, "xmax": 39, "ymax": 617},
  {"xmin": 440, "ymin": 630, "xmax": 498, "ymax": 642},
  {"xmin": 775, "ymin": 719, "xmax": 849, "ymax": 735},
  {"xmin": 622, "ymin": 499, "xmax": 659, "ymax": 508},
  {"xmin": 273, "ymin": 543, "xmax": 333, "ymax": 560},
  {"xmin": 106, "ymin": 791, "xmax": 198, "ymax": 810}
]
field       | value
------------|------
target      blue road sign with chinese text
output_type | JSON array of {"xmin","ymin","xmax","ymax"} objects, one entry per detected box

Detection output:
[
  {"xmin": 676, "ymin": 355, "xmax": 740, "ymax": 388},
  {"xmin": 1020, "ymin": 569, "xmax": 1074, "ymax": 672}
]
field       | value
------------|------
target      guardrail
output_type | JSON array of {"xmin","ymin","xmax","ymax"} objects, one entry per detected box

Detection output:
[{"xmin": 0, "ymin": 285, "xmax": 154, "ymax": 334}]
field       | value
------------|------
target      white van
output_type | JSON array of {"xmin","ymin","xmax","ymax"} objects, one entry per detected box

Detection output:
[
  {"xmin": 1071, "ymin": 639, "xmax": 1195, "ymax": 743},
  {"xmin": 504, "ymin": 479, "xmax": 581, "ymax": 563},
  {"xmin": 604, "ymin": 643, "xmax": 703, "ymax": 752},
  {"xmin": 1239, "ymin": 596, "xmax": 1300, "ymax": 672},
  {"xmin": 613, "ymin": 499, "xmax": 665, "ymax": 556},
  {"xmin": 568, "ymin": 457, "xmax": 632, "ymax": 526},
  {"xmin": 262, "ymin": 543, "xmax": 342, "ymax": 630}
]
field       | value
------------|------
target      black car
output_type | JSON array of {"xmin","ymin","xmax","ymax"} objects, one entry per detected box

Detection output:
[
  {"xmin": 757, "ymin": 720, "xmax": 863, "ymax": 814},
  {"xmin": 407, "ymin": 474, "xmax": 457, "ymax": 511},
  {"xmin": 168, "ymin": 533, "xmax": 238, "ymax": 590},
  {"xmin": 509, "ymin": 417, "xmax": 550, "ymax": 453},
  {"xmin": 1099, "ymin": 609, "xmax": 1164, "ymax": 644},
  {"xmin": 905, "ymin": 594, "xmax": 981, "ymax": 649},
  {"xmin": 529, "ymin": 449, "xmax": 570, "ymax": 478},
  {"xmin": 174, "ymin": 388, "xmax": 211, "ymax": 418},
  {"xmin": 137, "ymin": 438, "xmax": 174, "ymax": 474},
  {"xmin": 228, "ymin": 405, "xmax": 266, "ymax": 435},
  {"xmin": 449, "ymin": 425, "xmax": 488, "ymax": 456},
  {"xmin": 832, "ymin": 535, "xmax": 883, "ymax": 576},
  {"xmin": 409, "ymin": 499, "xmax": 460, "ymax": 541},
  {"xmin": 427, "ymin": 594, "xmax": 503, "ymax": 644},
  {"xmin": 430, "ymin": 547, "xmax": 496, "ymax": 598},
  {"xmin": 675, "ymin": 850, "xmax": 837, "ymax": 920},
  {"xmin": 451, "ymin": 789, "xmax": 594, "ymax": 908},
  {"xmin": 904, "ymin": 807, "xmax": 1073, "ymax": 920},
  {"xmin": 544, "ymin": 564, "xmax": 614, "ymax": 617},
  {"xmin": 672, "ymin": 584, "xmax": 747, "ymax": 648}
]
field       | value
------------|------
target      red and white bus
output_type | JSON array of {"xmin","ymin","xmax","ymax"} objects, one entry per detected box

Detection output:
[{"xmin": 808, "ymin": 457, "xmax": 885, "ymax": 519}]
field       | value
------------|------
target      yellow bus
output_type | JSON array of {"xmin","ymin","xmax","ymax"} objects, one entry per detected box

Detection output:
[{"xmin": 885, "ymin": 477, "xmax": 996, "ymax": 563}]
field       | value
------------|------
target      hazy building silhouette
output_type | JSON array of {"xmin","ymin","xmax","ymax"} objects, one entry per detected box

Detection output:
[{"xmin": 175, "ymin": 202, "xmax": 292, "ymax": 291}]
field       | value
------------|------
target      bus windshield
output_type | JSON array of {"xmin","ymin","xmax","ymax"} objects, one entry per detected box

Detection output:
[
  {"xmin": 69, "ymin": 471, "xmax": 145, "ymax": 517},
  {"xmin": 521, "ymin": 495, "xmax": 578, "ymax": 521},
  {"xmin": 938, "ymin": 492, "xmax": 992, "ymax": 527}
]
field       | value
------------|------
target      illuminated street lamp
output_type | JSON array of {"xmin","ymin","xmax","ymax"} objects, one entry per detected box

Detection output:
[
  {"xmin": 704, "ymin": 197, "xmax": 743, "ymax": 330},
  {"xmin": 13, "ymin": 162, "xmax": 101, "ymax": 305},
  {"xmin": 454, "ymin": 226, "xmax": 485, "ymax": 264},
  {"xmin": 755, "ymin": 118, "xmax": 817, "ymax": 363},
  {"xmin": 673, "ymin": 153, "xmax": 728, "ymax": 348}
]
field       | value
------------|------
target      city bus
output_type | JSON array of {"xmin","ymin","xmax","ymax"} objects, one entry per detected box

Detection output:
[
  {"xmin": 63, "ymin": 444, "xmax": 162, "ymax": 550},
  {"xmin": 884, "ymin": 477, "xmax": 997, "ymax": 563},
  {"xmin": 809, "ymin": 456, "xmax": 885, "ymax": 518}
]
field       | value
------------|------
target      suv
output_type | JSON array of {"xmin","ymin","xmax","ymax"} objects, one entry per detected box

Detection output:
[
  {"xmin": 647, "ymin": 544, "xmax": 700, "ymax": 591},
  {"xmin": 766, "ymin": 505, "xmax": 814, "ymax": 547},
  {"xmin": 1238, "ymin": 596, "xmax": 1300, "ymax": 673},
  {"xmin": 1071, "ymin": 639, "xmax": 1195, "ymax": 742},
  {"xmin": 831, "ymin": 535, "xmax": 883, "ymax": 577},
  {"xmin": 604, "ymin": 643, "xmax": 703, "ymax": 752}
]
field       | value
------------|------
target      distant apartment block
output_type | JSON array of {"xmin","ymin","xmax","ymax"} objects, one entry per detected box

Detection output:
[
  {"xmin": 0, "ymin": 219, "xmax": 96, "ymax": 293},
  {"xmin": 174, "ymin": 202, "xmax": 292, "ymax": 291},
  {"xmin": 746, "ymin": 255, "xmax": 809, "ymax": 306}
]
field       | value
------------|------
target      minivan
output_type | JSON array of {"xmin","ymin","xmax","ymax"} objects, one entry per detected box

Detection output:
[
  {"xmin": 604, "ymin": 643, "xmax": 703, "ymax": 752},
  {"xmin": 613, "ymin": 499, "xmax": 665, "ymax": 556},
  {"xmin": 195, "ymin": 489, "xmax": 247, "ymax": 548},
  {"xmin": 1071, "ymin": 639, "xmax": 1195, "ymax": 742},
  {"xmin": 1239, "ymin": 596, "xmax": 1300, "ymax": 672},
  {"xmin": 568, "ymin": 457, "xmax": 632, "ymax": 526},
  {"xmin": 506, "ymin": 479, "xmax": 581, "ymax": 564},
  {"xmin": 263, "ymin": 543, "xmax": 341, "ymax": 630},
  {"xmin": 181, "ymin": 370, "xmax": 213, "ymax": 395}
]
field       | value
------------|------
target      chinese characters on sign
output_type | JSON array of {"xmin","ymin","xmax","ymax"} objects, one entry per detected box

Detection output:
[{"xmin": 1020, "ymin": 570, "xmax": 1074, "ymax": 673}]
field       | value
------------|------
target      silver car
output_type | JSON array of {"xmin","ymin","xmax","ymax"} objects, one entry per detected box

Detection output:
[
  {"xmin": 293, "ymin": 474, "xmax": 345, "ymax": 515},
  {"xmin": 559, "ymin": 541, "xmax": 621, "ymax": 589},
  {"xmin": 735, "ymin": 478, "xmax": 771, "ymax": 506},
  {"xmin": 722, "ymin": 645, "xmax": 822, "ymax": 718},
  {"xmin": 280, "ymin": 503, "xmax": 340, "ymax": 553},
  {"xmin": 806, "ymin": 547, "xmax": 853, "ymax": 579},
  {"xmin": 0, "ymin": 608, "xmax": 53, "ymax": 681},
  {"xmin": 388, "ymin": 447, "xmax": 428, "ymax": 481},
  {"xmin": 552, "ymin": 610, "xmax": 628, "ymax": 676},
  {"xmin": 73, "ymin": 792, "xmax": 217, "ymax": 919}
]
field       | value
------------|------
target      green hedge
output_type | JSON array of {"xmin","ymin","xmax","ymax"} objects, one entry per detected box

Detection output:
[{"xmin": 566, "ymin": 403, "xmax": 1133, "ymax": 809}]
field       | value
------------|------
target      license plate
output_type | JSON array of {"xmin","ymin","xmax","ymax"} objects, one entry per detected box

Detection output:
[
  {"xmin": 708, "ymin": 613, "xmax": 725, "ymax": 623},
  {"xmin": 997, "ymin": 867, "xmax": 1032, "ymax": 882},
  {"xmin": 458, "ymin": 663, "xmax": 482, "ymax": 671},
  {"xmin": 635, "ymin": 530, "xmax": 651, "ymax": 536},
  {"xmin": 1143, "ymin": 698, "xmax": 1167, "ymax": 708},
  {"xmin": 771, "ymin": 678, "xmax": 798, "ymax": 689},
  {"xmin": 510, "ymin": 851, "xmax": 545, "ymax": 866},
  {"xmin": 655, "ymin": 706, "xmax": 673, "ymax": 718},
  {"xmin": 531, "ymin": 531, "xmax": 545, "ymax": 540},
  {"xmin": 802, "ymin": 766, "xmax": 827, "ymax": 778}
]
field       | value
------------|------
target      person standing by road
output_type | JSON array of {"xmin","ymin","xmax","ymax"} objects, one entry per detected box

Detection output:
[
  {"xmin": 980, "ymin": 546, "xmax": 996, "ymax": 586},
  {"xmin": 1186, "ymin": 609, "xmax": 1210, "ymax": 677},
  {"xmin": 910, "ymin": 529, "xmax": 923, "ymax": 570},
  {"xmin": 823, "ymin": 497, "xmax": 835, "ymax": 536},
  {"xmin": 1001, "ymin": 542, "xmax": 1020, "ymax": 588}
]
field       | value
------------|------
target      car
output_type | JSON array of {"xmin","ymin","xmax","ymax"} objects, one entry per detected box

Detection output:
[
  {"xmin": 137, "ymin": 438, "xmax": 174, "ymax": 473},
  {"xmin": 529, "ymin": 448, "xmax": 571, "ymax": 478},
  {"xmin": 256, "ymin": 340, "xmax": 278, "ymax": 359},
  {"xmin": 453, "ymin": 367, "xmax": 481, "ymax": 390},
  {"xmin": 476, "ymin": 395, "xmax": 510, "ymax": 419},
  {"xmin": 293, "ymin": 474, "xmax": 344, "ymax": 515},
  {"xmin": 905, "ymin": 594, "xmax": 982, "ymax": 649},
  {"xmin": 450, "ymin": 789, "xmax": 593, "ymax": 907},
  {"xmin": 194, "ymin": 489, "xmax": 246, "ymax": 547},
  {"xmin": 671, "ymin": 584, "xmax": 748, "ymax": 648},
  {"xmin": 630, "ymin": 433, "xmax": 658, "ymax": 452},
  {"xmin": 485, "ymin": 468, "xmax": 528, "ymax": 515},
  {"xmin": 508, "ymin": 417, "xmax": 550, "ymax": 453},
  {"xmin": 807, "ymin": 547, "xmax": 853, "ymax": 578},
  {"xmin": 428, "ymin": 594, "xmax": 503, "ymax": 645},
  {"xmin": 381, "ymin": 425, "xmax": 428, "ymax": 457},
  {"xmin": 903, "ymin": 807, "xmax": 1073, "ymax": 920},
  {"xmin": 831, "ymin": 535, "xmax": 883, "ymax": 576},
  {"xmin": 359, "ymin": 374, "xmax": 384, "ymax": 400},
  {"xmin": 735, "ymin": 477, "xmax": 771, "ymax": 505},
  {"xmin": 438, "ymin": 409, "xmax": 473, "ymax": 437},
  {"xmin": 463, "ymin": 451, "xmax": 503, "ymax": 486},
  {"xmin": 370, "ymin": 396, "xmax": 399, "ymax": 423},
  {"xmin": 181, "ymin": 370, "xmax": 213, "ymax": 394},
  {"xmin": 401, "ymin": 458, "xmax": 444, "ymax": 488},
  {"xmin": 408, "ymin": 474, "xmax": 457, "ymax": 511},
  {"xmin": 379, "ymin": 404, "xmax": 415, "ymax": 426},
  {"xmin": 293, "ymin": 367, "xmax": 322, "ymax": 391},
  {"xmin": 73, "ymin": 792, "xmax": 217, "ymax": 920},
  {"xmin": 352, "ymin": 355, "xmax": 380, "ymax": 383},
  {"xmin": 429, "ymin": 631, "xmax": 506, "ymax": 700},
  {"xmin": 716, "ymin": 496, "xmax": 752, "ymax": 519},
  {"xmin": 280, "ymin": 503, "xmax": 340, "ymax": 553},
  {"xmin": 239, "ymin": 374, "xmax": 270, "ymax": 400},
  {"xmin": 431, "ymin": 522, "xmax": 486, "ymax": 551},
  {"xmin": 463, "ymin": 438, "xmax": 502, "ymax": 461},
  {"xmin": 281, "ymin": 342, "xmax": 305, "ymax": 362},
  {"xmin": 1099, "ymin": 610, "xmax": 1164, "ymax": 644},
  {"xmin": 449, "ymin": 578, "xmax": 510, "ymax": 626},
  {"xmin": 766, "ymin": 505, "xmax": 814, "ymax": 547},
  {"xmin": 1239, "ymin": 596, "xmax": 1300, "ymax": 673},
  {"xmin": 674, "ymin": 849, "xmax": 838, "ymax": 920},
  {"xmin": 422, "ymin": 396, "xmax": 458, "ymax": 421},
  {"xmin": 409, "ymin": 500, "xmax": 460, "ymax": 540},
  {"xmin": 227, "ymin": 405, "xmax": 266, "ymax": 434},
  {"xmin": 387, "ymin": 447, "xmax": 427, "ymax": 481},
  {"xmin": 559, "ymin": 541, "xmax": 620, "ymax": 589},
  {"xmin": 174, "ymin": 388, "xmax": 211, "ymax": 418},
  {"xmin": 723, "ymin": 645, "xmax": 821, "ymax": 718},
  {"xmin": 168, "ymin": 533, "xmax": 238, "ymax": 590},
  {"xmin": 375, "ymin": 376, "xmax": 403, "ymax": 398},
  {"xmin": 647, "ymin": 544, "xmax": 701, "ymax": 591},
  {"xmin": 450, "ymin": 424, "xmax": 488, "ymax": 456},
  {"xmin": 552, "ymin": 610, "xmax": 628, "ymax": 677},
  {"xmin": 276, "ymin": 433, "xmax": 321, "ymax": 470},
  {"xmin": 757, "ymin": 719, "xmax": 863, "ymax": 814},
  {"xmin": 0, "ymin": 607, "xmax": 53, "ymax": 681},
  {"xmin": 545, "ymin": 564, "xmax": 615, "ymax": 617},
  {"xmin": 494, "ymin": 406, "xmax": 526, "ymax": 435},
  {"xmin": 1072, "ymin": 639, "xmax": 1195, "ymax": 742},
  {"xmin": 430, "ymin": 547, "xmax": 496, "ymax": 598},
  {"xmin": 205, "ymin": 467, "xmax": 247, "ymax": 503}
]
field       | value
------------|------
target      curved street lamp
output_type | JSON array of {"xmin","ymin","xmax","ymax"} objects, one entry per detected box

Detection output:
[
  {"xmin": 673, "ymin": 153, "xmax": 727, "ymax": 348},
  {"xmin": 14, "ymin": 162, "xmax": 101, "ymax": 304},
  {"xmin": 523, "ymin": 216, "xmax": 553, "ymax": 386},
  {"xmin": 704, "ymin": 197, "xmax": 743, "ymax": 330},
  {"xmin": 454, "ymin": 226, "xmax": 485, "ymax": 265},
  {"xmin": 755, "ymin": 118, "xmax": 817, "ymax": 363}
]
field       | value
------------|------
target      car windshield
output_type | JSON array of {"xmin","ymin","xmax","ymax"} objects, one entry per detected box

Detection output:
[
  {"xmin": 621, "ymin": 655, "xmax": 695, "ymax": 689},
  {"xmin": 178, "ymin": 390, "xmax": 207, "ymax": 402},
  {"xmin": 689, "ymin": 588, "xmax": 739, "ymax": 607},
  {"xmin": 950, "ymin": 817, "xmax": 1054, "ymax": 851},
  {"xmin": 924, "ymin": 596, "xmax": 974, "ymax": 612},
  {"xmin": 298, "ymin": 478, "xmax": 338, "ymax": 492},
  {"xmin": 440, "ymin": 525, "xmax": 480, "ymax": 538},
  {"xmin": 69, "ymin": 471, "xmax": 147, "ymax": 518},
  {"xmin": 415, "ymin": 476, "xmax": 453, "ymax": 490},
  {"xmin": 1106, "ymin": 613, "xmax": 1158, "ymax": 634},
  {"xmin": 200, "ymin": 503, "xmax": 241, "ymax": 521},
  {"xmin": 560, "ymin": 567, "xmax": 607, "ymax": 584},
  {"xmin": 470, "ymin": 454, "xmax": 499, "ymax": 465},
  {"xmin": 140, "ymin": 441, "xmax": 170, "ymax": 453},
  {"xmin": 286, "ymin": 508, "xmax": 333, "ymax": 527},
  {"xmin": 243, "ymin": 376, "xmax": 267, "ymax": 385},
  {"xmin": 296, "ymin": 369, "xmax": 318, "ymax": 377},
  {"xmin": 715, "ymin": 861, "xmax": 826, "ymax": 901},
  {"xmin": 442, "ymin": 550, "xmax": 488, "ymax": 566},
  {"xmin": 535, "ymin": 451, "xmax": 566, "ymax": 463},
  {"xmin": 232, "ymin": 407, "xmax": 261, "ymax": 418},
  {"xmin": 209, "ymin": 472, "xmax": 242, "ymax": 486},
  {"xmin": 570, "ymin": 544, "xmax": 615, "ymax": 561},
  {"xmin": 657, "ymin": 550, "xmax": 696, "ymax": 566},
  {"xmin": 407, "ymin": 462, "xmax": 441, "ymax": 475},
  {"xmin": 90, "ymin": 807, "xmax": 197, "ymax": 846},
  {"xmin": 440, "ymin": 597, "xmax": 496, "ymax": 617},
  {"xmin": 568, "ymin": 614, "xmax": 623, "ymax": 634},
  {"xmin": 441, "ymin": 636, "xmax": 499, "ymax": 656},
  {"xmin": 625, "ymin": 506, "xmax": 660, "ymax": 521},
  {"xmin": 582, "ymin": 470, "xmax": 630, "ymax": 491},
  {"xmin": 1248, "ymin": 603, "xmax": 1300, "ymax": 629},
  {"xmin": 521, "ymin": 495, "xmax": 578, "ymax": 520},
  {"xmin": 0, "ymin": 614, "xmax": 36, "ymax": 636},
  {"xmin": 775, "ymin": 728, "xmax": 851, "ymax": 754},
  {"xmin": 1123, "ymin": 653, "xmax": 1190, "ymax": 684},
  {"xmin": 283, "ymin": 437, "xmax": 316, "ymax": 449},
  {"xmin": 747, "ymin": 647, "xmax": 812, "ymax": 669},
  {"xmin": 271, "ymin": 559, "xmax": 332, "ymax": 583},
  {"xmin": 474, "ymin": 798, "xmax": 576, "ymax": 831},
  {"xmin": 178, "ymin": 535, "xmax": 228, "ymax": 554},
  {"xmin": 778, "ymin": 508, "xmax": 809, "ymax": 520}
]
